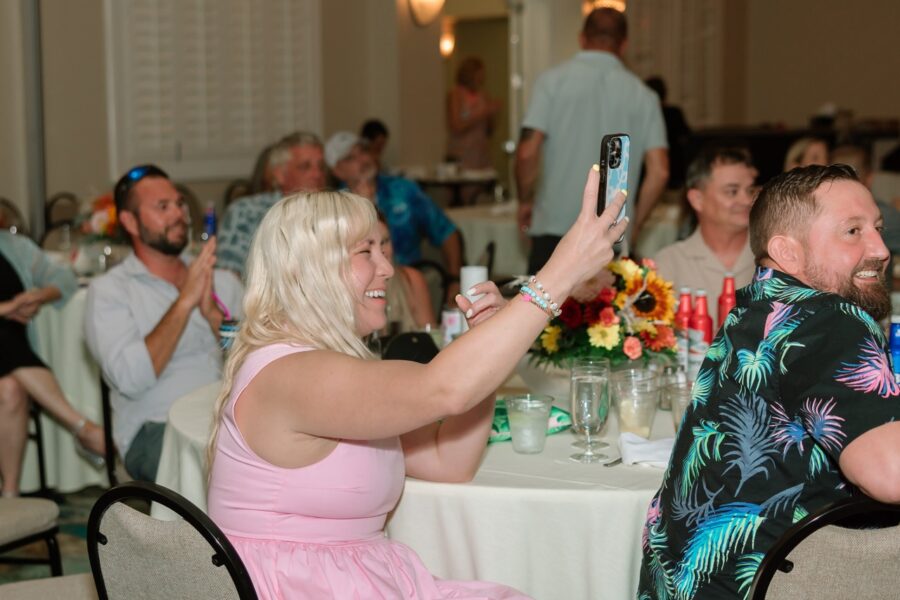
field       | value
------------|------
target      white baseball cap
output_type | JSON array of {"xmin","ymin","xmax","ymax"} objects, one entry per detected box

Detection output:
[{"xmin": 324, "ymin": 131, "xmax": 361, "ymax": 168}]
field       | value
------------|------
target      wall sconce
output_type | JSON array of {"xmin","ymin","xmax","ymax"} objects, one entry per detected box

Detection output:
[
  {"xmin": 409, "ymin": 0, "xmax": 445, "ymax": 27},
  {"xmin": 582, "ymin": 0, "xmax": 626, "ymax": 15},
  {"xmin": 439, "ymin": 18, "xmax": 455, "ymax": 58}
]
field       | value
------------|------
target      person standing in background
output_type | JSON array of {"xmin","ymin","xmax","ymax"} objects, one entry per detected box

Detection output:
[
  {"xmin": 516, "ymin": 8, "xmax": 669, "ymax": 272},
  {"xmin": 447, "ymin": 56, "xmax": 500, "ymax": 203}
]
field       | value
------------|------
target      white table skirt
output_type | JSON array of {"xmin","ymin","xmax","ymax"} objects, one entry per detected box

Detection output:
[
  {"xmin": 385, "ymin": 404, "xmax": 670, "ymax": 599},
  {"xmin": 152, "ymin": 380, "xmax": 670, "ymax": 598},
  {"xmin": 23, "ymin": 287, "xmax": 108, "ymax": 493}
]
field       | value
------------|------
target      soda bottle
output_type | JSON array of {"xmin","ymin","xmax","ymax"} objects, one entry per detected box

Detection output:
[
  {"xmin": 687, "ymin": 289, "xmax": 713, "ymax": 381},
  {"xmin": 201, "ymin": 202, "xmax": 217, "ymax": 242},
  {"xmin": 717, "ymin": 273, "xmax": 737, "ymax": 330},
  {"xmin": 674, "ymin": 288, "xmax": 692, "ymax": 374}
]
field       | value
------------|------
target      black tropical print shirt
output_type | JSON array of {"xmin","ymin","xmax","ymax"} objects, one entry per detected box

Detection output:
[{"xmin": 637, "ymin": 267, "xmax": 900, "ymax": 599}]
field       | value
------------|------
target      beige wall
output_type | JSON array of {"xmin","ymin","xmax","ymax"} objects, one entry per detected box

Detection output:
[
  {"xmin": 0, "ymin": 0, "xmax": 29, "ymax": 222},
  {"xmin": 41, "ymin": 0, "xmax": 109, "ymax": 198},
  {"xmin": 747, "ymin": 0, "xmax": 900, "ymax": 127}
]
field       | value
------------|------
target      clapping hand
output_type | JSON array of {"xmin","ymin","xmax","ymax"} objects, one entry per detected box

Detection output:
[{"xmin": 180, "ymin": 237, "xmax": 218, "ymax": 317}]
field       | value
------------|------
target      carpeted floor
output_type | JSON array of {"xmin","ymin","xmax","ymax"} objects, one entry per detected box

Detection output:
[{"xmin": 0, "ymin": 486, "xmax": 123, "ymax": 585}]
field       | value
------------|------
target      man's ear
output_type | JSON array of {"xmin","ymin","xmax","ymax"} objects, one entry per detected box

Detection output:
[
  {"xmin": 686, "ymin": 188, "xmax": 703, "ymax": 214},
  {"xmin": 767, "ymin": 234, "xmax": 805, "ymax": 276},
  {"xmin": 118, "ymin": 210, "xmax": 139, "ymax": 238}
]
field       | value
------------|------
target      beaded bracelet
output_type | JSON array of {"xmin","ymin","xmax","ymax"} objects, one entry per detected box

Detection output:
[{"xmin": 519, "ymin": 275, "xmax": 562, "ymax": 319}]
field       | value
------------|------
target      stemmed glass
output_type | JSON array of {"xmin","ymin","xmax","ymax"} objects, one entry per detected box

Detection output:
[{"xmin": 569, "ymin": 357, "xmax": 610, "ymax": 463}]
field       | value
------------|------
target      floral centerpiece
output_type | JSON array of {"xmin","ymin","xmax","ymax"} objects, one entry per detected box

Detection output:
[
  {"xmin": 77, "ymin": 192, "xmax": 123, "ymax": 243},
  {"xmin": 530, "ymin": 257, "xmax": 678, "ymax": 369}
]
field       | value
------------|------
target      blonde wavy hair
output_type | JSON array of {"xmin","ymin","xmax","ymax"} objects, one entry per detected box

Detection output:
[{"xmin": 206, "ymin": 190, "xmax": 377, "ymax": 473}]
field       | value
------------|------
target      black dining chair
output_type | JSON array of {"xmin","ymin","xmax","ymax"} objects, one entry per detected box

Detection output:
[
  {"xmin": 88, "ymin": 481, "xmax": 258, "ymax": 600},
  {"xmin": 749, "ymin": 495, "xmax": 900, "ymax": 599}
]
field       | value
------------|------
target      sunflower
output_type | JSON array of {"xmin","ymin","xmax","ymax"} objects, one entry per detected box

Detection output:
[
  {"xmin": 616, "ymin": 270, "xmax": 675, "ymax": 323},
  {"xmin": 587, "ymin": 323, "xmax": 620, "ymax": 350},
  {"xmin": 607, "ymin": 258, "xmax": 642, "ymax": 285},
  {"xmin": 540, "ymin": 325, "xmax": 561, "ymax": 353},
  {"xmin": 634, "ymin": 270, "xmax": 675, "ymax": 322}
]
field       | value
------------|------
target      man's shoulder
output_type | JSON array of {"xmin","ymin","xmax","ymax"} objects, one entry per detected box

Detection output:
[{"xmin": 224, "ymin": 191, "xmax": 281, "ymax": 219}]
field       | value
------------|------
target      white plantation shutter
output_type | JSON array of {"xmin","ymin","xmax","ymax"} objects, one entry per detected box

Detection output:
[
  {"xmin": 625, "ymin": 0, "xmax": 724, "ymax": 127},
  {"xmin": 105, "ymin": 0, "xmax": 322, "ymax": 180}
]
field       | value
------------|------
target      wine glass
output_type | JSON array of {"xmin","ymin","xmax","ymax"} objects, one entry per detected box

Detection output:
[
  {"xmin": 569, "ymin": 358, "xmax": 610, "ymax": 463},
  {"xmin": 570, "ymin": 358, "xmax": 610, "ymax": 450}
]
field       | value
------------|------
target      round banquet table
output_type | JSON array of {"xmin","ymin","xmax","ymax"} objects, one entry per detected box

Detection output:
[
  {"xmin": 22, "ymin": 287, "xmax": 108, "ymax": 493},
  {"xmin": 152, "ymin": 380, "xmax": 671, "ymax": 598}
]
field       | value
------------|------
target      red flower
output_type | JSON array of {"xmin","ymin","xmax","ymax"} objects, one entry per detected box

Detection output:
[
  {"xmin": 642, "ymin": 325, "xmax": 677, "ymax": 352},
  {"xmin": 598, "ymin": 287, "xmax": 617, "ymax": 305},
  {"xmin": 641, "ymin": 257, "xmax": 657, "ymax": 270},
  {"xmin": 558, "ymin": 298, "xmax": 584, "ymax": 329},
  {"xmin": 623, "ymin": 336, "xmax": 643, "ymax": 360},
  {"xmin": 598, "ymin": 306, "xmax": 619, "ymax": 326}
]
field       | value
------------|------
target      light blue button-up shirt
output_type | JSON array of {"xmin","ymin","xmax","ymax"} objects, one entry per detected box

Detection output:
[
  {"xmin": 523, "ymin": 51, "xmax": 667, "ymax": 236},
  {"xmin": 84, "ymin": 252, "xmax": 243, "ymax": 455}
]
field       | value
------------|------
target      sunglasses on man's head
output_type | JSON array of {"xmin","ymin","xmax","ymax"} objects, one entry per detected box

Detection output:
[{"xmin": 114, "ymin": 164, "xmax": 170, "ymax": 211}]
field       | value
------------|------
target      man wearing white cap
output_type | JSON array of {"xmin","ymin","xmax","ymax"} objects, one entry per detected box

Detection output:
[{"xmin": 326, "ymin": 131, "xmax": 463, "ymax": 303}]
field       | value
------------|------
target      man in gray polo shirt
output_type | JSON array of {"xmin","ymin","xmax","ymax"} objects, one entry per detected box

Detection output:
[{"xmin": 515, "ymin": 7, "xmax": 669, "ymax": 272}]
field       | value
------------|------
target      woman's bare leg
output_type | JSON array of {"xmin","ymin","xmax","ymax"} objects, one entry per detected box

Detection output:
[
  {"xmin": 11, "ymin": 367, "xmax": 106, "ymax": 456},
  {"xmin": 0, "ymin": 375, "xmax": 29, "ymax": 496}
]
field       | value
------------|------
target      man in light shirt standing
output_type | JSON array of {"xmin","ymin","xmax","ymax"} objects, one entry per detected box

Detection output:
[
  {"xmin": 85, "ymin": 165, "xmax": 243, "ymax": 481},
  {"xmin": 515, "ymin": 7, "xmax": 669, "ymax": 272}
]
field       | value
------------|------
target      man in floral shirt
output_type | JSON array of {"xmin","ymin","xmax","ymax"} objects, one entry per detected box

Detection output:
[{"xmin": 638, "ymin": 164, "xmax": 900, "ymax": 599}]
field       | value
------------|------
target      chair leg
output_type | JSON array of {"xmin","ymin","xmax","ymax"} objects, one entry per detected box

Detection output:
[
  {"xmin": 46, "ymin": 532, "xmax": 62, "ymax": 576},
  {"xmin": 29, "ymin": 403, "xmax": 52, "ymax": 497}
]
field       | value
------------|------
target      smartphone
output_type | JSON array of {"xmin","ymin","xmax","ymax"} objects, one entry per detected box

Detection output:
[{"xmin": 597, "ymin": 133, "xmax": 631, "ymax": 232}]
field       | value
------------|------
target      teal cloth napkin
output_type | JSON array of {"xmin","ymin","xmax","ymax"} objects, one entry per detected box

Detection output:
[{"xmin": 489, "ymin": 399, "xmax": 572, "ymax": 444}]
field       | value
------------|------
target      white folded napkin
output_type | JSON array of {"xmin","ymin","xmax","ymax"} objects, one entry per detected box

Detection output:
[{"xmin": 618, "ymin": 433, "xmax": 675, "ymax": 468}]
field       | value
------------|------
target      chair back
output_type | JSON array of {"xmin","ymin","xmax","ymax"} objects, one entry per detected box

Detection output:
[
  {"xmin": 749, "ymin": 496, "xmax": 900, "ymax": 599},
  {"xmin": 383, "ymin": 331, "xmax": 440, "ymax": 363},
  {"xmin": 99, "ymin": 379, "xmax": 118, "ymax": 487},
  {"xmin": 0, "ymin": 197, "xmax": 28, "ymax": 236},
  {"xmin": 45, "ymin": 192, "xmax": 80, "ymax": 228},
  {"xmin": 223, "ymin": 179, "xmax": 251, "ymax": 207},
  {"xmin": 87, "ymin": 482, "xmax": 257, "ymax": 600}
]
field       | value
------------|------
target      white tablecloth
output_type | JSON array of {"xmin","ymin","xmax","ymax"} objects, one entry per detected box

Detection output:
[
  {"xmin": 446, "ymin": 202, "xmax": 528, "ymax": 277},
  {"xmin": 385, "ymin": 403, "xmax": 670, "ymax": 599},
  {"xmin": 23, "ymin": 287, "xmax": 108, "ymax": 492},
  {"xmin": 152, "ymin": 380, "xmax": 671, "ymax": 598}
]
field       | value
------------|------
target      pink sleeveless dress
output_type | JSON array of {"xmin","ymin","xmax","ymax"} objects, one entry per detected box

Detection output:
[{"xmin": 207, "ymin": 343, "xmax": 529, "ymax": 599}]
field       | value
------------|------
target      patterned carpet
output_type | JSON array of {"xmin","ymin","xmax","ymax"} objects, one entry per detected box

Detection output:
[{"xmin": 0, "ymin": 486, "xmax": 136, "ymax": 586}]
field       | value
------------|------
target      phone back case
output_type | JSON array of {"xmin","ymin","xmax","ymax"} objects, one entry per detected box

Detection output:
[{"xmin": 602, "ymin": 134, "xmax": 630, "ymax": 221}]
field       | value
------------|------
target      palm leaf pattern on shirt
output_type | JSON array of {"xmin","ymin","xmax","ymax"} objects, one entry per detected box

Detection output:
[
  {"xmin": 770, "ymin": 401, "xmax": 807, "ymax": 458},
  {"xmin": 762, "ymin": 302, "xmax": 802, "ymax": 345},
  {"xmin": 680, "ymin": 420, "xmax": 726, "ymax": 497},
  {"xmin": 836, "ymin": 302, "xmax": 888, "ymax": 344},
  {"xmin": 722, "ymin": 392, "xmax": 777, "ymax": 495},
  {"xmin": 645, "ymin": 517, "xmax": 676, "ymax": 600},
  {"xmin": 672, "ymin": 479, "xmax": 723, "ymax": 528},
  {"xmin": 800, "ymin": 397, "xmax": 847, "ymax": 452},
  {"xmin": 792, "ymin": 505, "xmax": 809, "ymax": 524},
  {"xmin": 765, "ymin": 278, "xmax": 823, "ymax": 304},
  {"xmin": 835, "ymin": 336, "xmax": 900, "ymax": 398},
  {"xmin": 735, "ymin": 552, "xmax": 764, "ymax": 599},
  {"xmin": 691, "ymin": 368, "xmax": 715, "ymax": 408},
  {"xmin": 735, "ymin": 341, "xmax": 776, "ymax": 392},
  {"xmin": 673, "ymin": 503, "xmax": 765, "ymax": 599}
]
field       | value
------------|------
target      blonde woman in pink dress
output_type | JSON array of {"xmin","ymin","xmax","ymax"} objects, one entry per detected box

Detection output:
[{"xmin": 206, "ymin": 169, "xmax": 628, "ymax": 599}]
